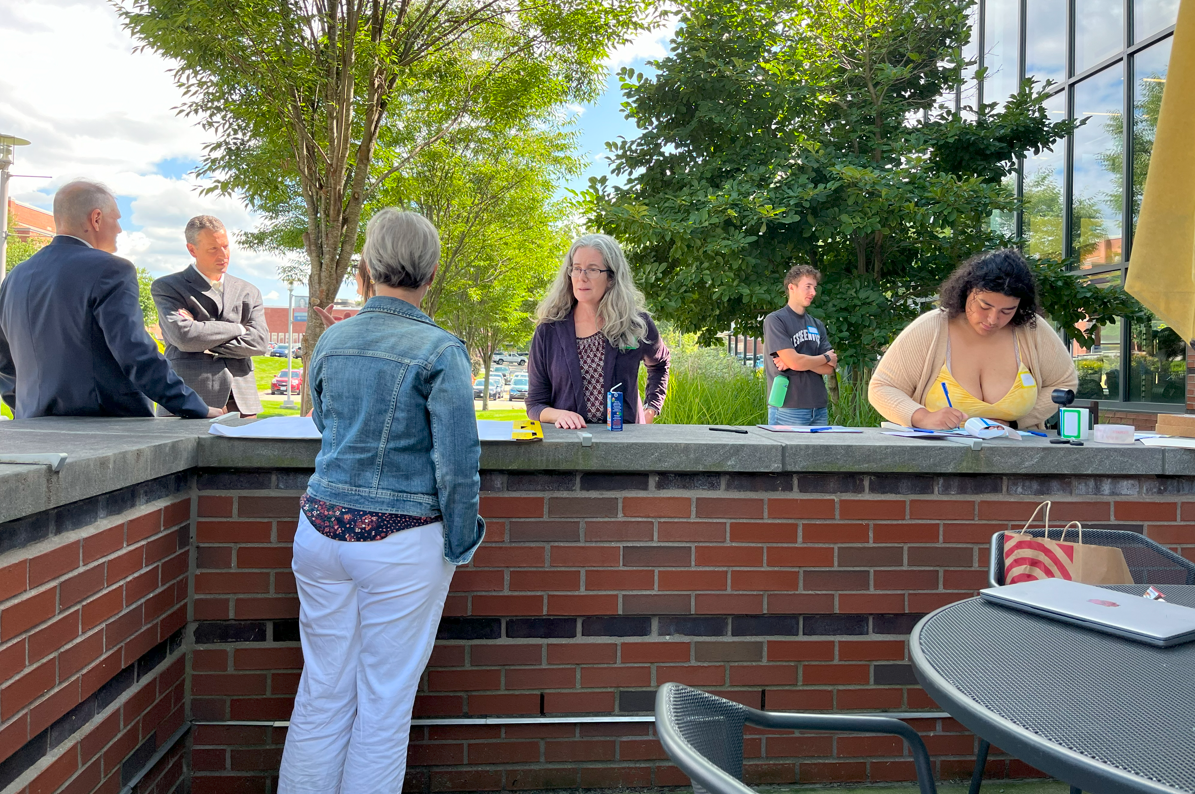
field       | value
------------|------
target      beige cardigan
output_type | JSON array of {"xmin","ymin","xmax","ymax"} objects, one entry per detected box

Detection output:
[{"xmin": 868, "ymin": 309, "xmax": 1079, "ymax": 430}]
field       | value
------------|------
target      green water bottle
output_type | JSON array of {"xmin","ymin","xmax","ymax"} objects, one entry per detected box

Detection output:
[{"xmin": 768, "ymin": 374, "xmax": 789, "ymax": 408}]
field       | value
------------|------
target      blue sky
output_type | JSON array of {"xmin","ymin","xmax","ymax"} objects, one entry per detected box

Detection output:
[{"xmin": 0, "ymin": 1, "xmax": 673, "ymax": 306}]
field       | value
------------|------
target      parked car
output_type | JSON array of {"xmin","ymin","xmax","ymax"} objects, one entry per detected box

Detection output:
[
  {"xmin": 491, "ymin": 365, "xmax": 512, "ymax": 384},
  {"xmin": 269, "ymin": 344, "xmax": 290, "ymax": 358},
  {"xmin": 270, "ymin": 370, "xmax": 303, "ymax": 395},
  {"xmin": 508, "ymin": 375, "xmax": 529, "ymax": 401},
  {"xmin": 493, "ymin": 351, "xmax": 528, "ymax": 366},
  {"xmin": 473, "ymin": 376, "xmax": 503, "ymax": 400}
]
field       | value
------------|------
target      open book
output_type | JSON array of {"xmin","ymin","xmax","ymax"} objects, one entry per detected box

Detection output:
[{"xmin": 880, "ymin": 418, "xmax": 1022, "ymax": 441}]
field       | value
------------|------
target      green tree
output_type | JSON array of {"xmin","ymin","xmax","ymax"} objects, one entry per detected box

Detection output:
[
  {"xmin": 587, "ymin": 0, "xmax": 1141, "ymax": 392},
  {"xmin": 137, "ymin": 268, "xmax": 159, "ymax": 328},
  {"xmin": 4, "ymin": 213, "xmax": 48, "ymax": 273},
  {"xmin": 121, "ymin": 0, "xmax": 654, "ymax": 411}
]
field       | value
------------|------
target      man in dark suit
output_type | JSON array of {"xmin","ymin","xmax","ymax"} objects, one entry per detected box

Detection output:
[
  {"xmin": 151, "ymin": 216, "xmax": 269, "ymax": 416},
  {"xmin": 0, "ymin": 180, "xmax": 219, "ymax": 420}
]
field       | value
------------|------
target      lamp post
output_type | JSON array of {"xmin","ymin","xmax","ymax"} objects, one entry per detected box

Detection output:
[
  {"xmin": 0, "ymin": 134, "xmax": 31, "ymax": 289},
  {"xmin": 281, "ymin": 280, "xmax": 297, "ymax": 410}
]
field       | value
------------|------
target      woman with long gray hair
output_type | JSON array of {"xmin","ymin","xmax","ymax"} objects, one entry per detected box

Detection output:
[
  {"xmin": 278, "ymin": 209, "xmax": 483, "ymax": 794},
  {"xmin": 526, "ymin": 233, "xmax": 670, "ymax": 428}
]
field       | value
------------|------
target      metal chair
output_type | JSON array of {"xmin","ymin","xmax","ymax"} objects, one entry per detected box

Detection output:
[
  {"xmin": 654, "ymin": 682, "xmax": 938, "ymax": 794},
  {"xmin": 966, "ymin": 527, "xmax": 1195, "ymax": 794}
]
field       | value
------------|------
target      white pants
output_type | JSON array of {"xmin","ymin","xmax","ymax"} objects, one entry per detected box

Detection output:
[{"xmin": 278, "ymin": 515, "xmax": 455, "ymax": 794}]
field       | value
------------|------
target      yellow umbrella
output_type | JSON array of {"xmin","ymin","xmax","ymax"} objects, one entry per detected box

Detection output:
[{"xmin": 1126, "ymin": 0, "xmax": 1195, "ymax": 341}]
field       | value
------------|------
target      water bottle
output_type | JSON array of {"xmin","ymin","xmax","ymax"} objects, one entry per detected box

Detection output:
[{"xmin": 768, "ymin": 375, "xmax": 789, "ymax": 408}]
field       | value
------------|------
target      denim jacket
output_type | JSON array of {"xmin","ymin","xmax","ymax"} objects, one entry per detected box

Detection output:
[{"xmin": 305, "ymin": 296, "xmax": 484, "ymax": 564}]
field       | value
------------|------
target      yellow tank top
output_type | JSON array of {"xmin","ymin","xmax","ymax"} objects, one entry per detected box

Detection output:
[{"xmin": 924, "ymin": 333, "xmax": 1038, "ymax": 422}]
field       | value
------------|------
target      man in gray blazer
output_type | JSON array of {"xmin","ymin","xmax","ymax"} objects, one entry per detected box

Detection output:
[{"xmin": 152, "ymin": 216, "xmax": 270, "ymax": 416}]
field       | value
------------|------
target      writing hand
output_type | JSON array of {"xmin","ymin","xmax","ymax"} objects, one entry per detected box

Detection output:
[{"xmin": 913, "ymin": 407, "xmax": 969, "ymax": 430}]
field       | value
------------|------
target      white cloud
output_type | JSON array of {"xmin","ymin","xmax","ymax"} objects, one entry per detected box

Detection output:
[
  {"xmin": 265, "ymin": 291, "xmax": 280, "ymax": 302},
  {"xmin": 605, "ymin": 15, "xmax": 678, "ymax": 68}
]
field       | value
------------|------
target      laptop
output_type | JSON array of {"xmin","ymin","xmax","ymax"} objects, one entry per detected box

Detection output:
[{"xmin": 980, "ymin": 578, "xmax": 1195, "ymax": 647}]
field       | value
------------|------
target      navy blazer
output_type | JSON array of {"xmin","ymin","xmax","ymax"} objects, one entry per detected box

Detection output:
[
  {"xmin": 0, "ymin": 236, "xmax": 209, "ymax": 419},
  {"xmin": 526, "ymin": 310, "xmax": 670, "ymax": 424}
]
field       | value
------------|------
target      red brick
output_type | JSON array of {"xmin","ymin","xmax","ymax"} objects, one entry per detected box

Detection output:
[
  {"xmin": 0, "ymin": 638, "xmax": 25, "ymax": 686},
  {"xmin": 802, "ymin": 523, "xmax": 868, "ymax": 543},
  {"xmin": 836, "ymin": 688, "xmax": 904, "ymax": 710},
  {"xmin": 1115, "ymin": 501, "xmax": 1177, "ymax": 521},
  {"xmin": 196, "ymin": 521, "xmax": 273, "ymax": 544},
  {"xmin": 542, "ymin": 690, "xmax": 614, "ymax": 714},
  {"xmin": 472, "ymin": 595, "xmax": 543, "ymax": 616},
  {"xmin": 584, "ymin": 521, "xmax": 653, "ymax": 541},
  {"xmin": 729, "ymin": 664, "xmax": 796, "ymax": 685},
  {"xmin": 1146, "ymin": 525, "xmax": 1193, "ymax": 545},
  {"xmin": 277, "ymin": 520, "xmax": 299, "ymax": 542},
  {"xmin": 798, "ymin": 761, "xmax": 868, "ymax": 783},
  {"xmin": 618, "ymin": 497, "xmax": 687, "ymax": 517},
  {"xmin": 194, "ymin": 597, "xmax": 230, "ymax": 620},
  {"xmin": 695, "ymin": 545, "xmax": 763, "ymax": 567},
  {"xmin": 840, "ymin": 500, "xmax": 906, "ymax": 519},
  {"xmin": 546, "ymin": 643, "xmax": 616, "ymax": 664},
  {"xmin": 621, "ymin": 642, "xmax": 689, "ymax": 663},
  {"xmin": 234, "ymin": 647, "xmax": 305, "ymax": 670},
  {"xmin": 232, "ymin": 547, "xmax": 292, "ymax": 569},
  {"xmin": 470, "ymin": 547, "xmax": 545, "ymax": 568},
  {"xmin": 910, "ymin": 500, "xmax": 975, "ymax": 519},
  {"xmin": 237, "ymin": 496, "xmax": 300, "ymax": 517},
  {"xmin": 943, "ymin": 522, "xmax": 1008, "ymax": 543},
  {"xmin": 765, "ymin": 547, "xmax": 835, "ymax": 567},
  {"xmin": 126, "ymin": 509, "xmax": 163, "ymax": 542},
  {"xmin": 104, "ymin": 607, "xmax": 143, "ymax": 650},
  {"xmin": 585, "ymin": 569, "xmax": 653, "ymax": 590},
  {"xmin": 1183, "ymin": 502, "xmax": 1195, "ymax": 522},
  {"xmin": 58, "ymin": 566, "xmax": 105, "ymax": 609},
  {"xmin": 547, "ymin": 546, "xmax": 616, "ymax": 567},
  {"xmin": 163, "ymin": 497, "xmax": 191, "ymax": 527},
  {"xmin": 195, "ymin": 572, "xmax": 271, "ymax": 594},
  {"xmin": 81, "ymin": 525, "xmax": 124, "ymax": 565},
  {"xmin": 430, "ymin": 669, "xmax": 502, "ymax": 691},
  {"xmin": 1, "ymin": 657, "xmax": 55, "ymax": 720},
  {"xmin": 580, "ymin": 666, "xmax": 650, "ymax": 687},
  {"xmin": 729, "ymin": 522, "xmax": 797, "ymax": 543},
  {"xmin": 838, "ymin": 735, "xmax": 904, "ymax": 757},
  {"xmin": 28, "ymin": 742, "xmax": 78, "ymax": 794},
  {"xmin": 29, "ymin": 541, "xmax": 80, "ymax": 588},
  {"xmin": 766, "ymin": 735, "xmax": 834, "ymax": 757},
  {"xmin": 198, "ymin": 496, "xmax": 234, "ymax": 517},
  {"xmin": 618, "ymin": 739, "xmax": 667, "ymax": 761},
  {"xmin": 466, "ymin": 739, "xmax": 539, "ymax": 764},
  {"xmin": 696, "ymin": 498, "xmax": 764, "ymax": 519},
  {"xmin": 28, "ymin": 610, "xmax": 80, "ymax": 663},
  {"xmin": 510, "ymin": 570, "xmax": 579, "ymax": 591},
  {"xmin": 658, "ymin": 570, "xmax": 726, "ymax": 591},
  {"xmin": 104, "ymin": 547, "xmax": 144, "ymax": 585},
  {"xmin": 767, "ymin": 641, "xmax": 835, "ymax": 661},
  {"xmin": 839, "ymin": 593, "xmax": 906, "ymax": 613},
  {"xmin": 731, "ymin": 570, "xmax": 800, "ymax": 591},
  {"xmin": 766, "ymin": 593, "xmax": 835, "ymax": 613},
  {"xmin": 480, "ymin": 496, "xmax": 544, "ymax": 518},
  {"xmin": 1, "ymin": 588, "xmax": 57, "ymax": 641},
  {"xmin": 275, "ymin": 571, "xmax": 297, "ymax": 593},
  {"xmin": 656, "ymin": 665, "xmax": 726, "ymax": 686},
  {"xmin": 579, "ymin": 767, "xmax": 653, "ymax": 789},
  {"xmin": 874, "ymin": 569, "xmax": 938, "ymax": 590},
  {"xmin": 909, "ymin": 592, "xmax": 971, "ymax": 612},
  {"xmin": 544, "ymin": 739, "xmax": 615, "ymax": 762},
  {"xmin": 547, "ymin": 594, "xmax": 617, "ymax": 615},
  {"xmin": 444, "ymin": 571, "xmax": 501, "ymax": 594},
  {"xmin": 767, "ymin": 499, "xmax": 836, "ymax": 519},
  {"xmin": 839, "ymin": 640, "xmax": 906, "ymax": 661},
  {"xmin": 123, "ymin": 567, "xmax": 158, "ymax": 604},
  {"xmin": 459, "ymin": 645, "xmax": 534, "ymax": 667},
  {"xmin": 143, "ymin": 533, "xmax": 179, "ymax": 567},
  {"xmin": 767, "ymin": 689, "xmax": 833, "ymax": 711},
  {"xmin": 192, "ymin": 649, "xmax": 229, "ymax": 672},
  {"xmin": 469, "ymin": 693, "xmax": 540, "ymax": 715},
  {"xmin": 695, "ymin": 593, "xmax": 763, "ymax": 614},
  {"xmin": 944, "ymin": 569, "xmax": 989, "ymax": 590},
  {"xmin": 873, "ymin": 522, "xmax": 940, "ymax": 543},
  {"xmin": 658, "ymin": 522, "xmax": 726, "ymax": 542},
  {"xmin": 801, "ymin": 663, "xmax": 869, "ymax": 685}
]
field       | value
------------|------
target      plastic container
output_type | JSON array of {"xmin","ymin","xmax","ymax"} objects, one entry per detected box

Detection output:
[
  {"xmin": 1093, "ymin": 423, "xmax": 1135, "ymax": 444},
  {"xmin": 768, "ymin": 374, "xmax": 789, "ymax": 408}
]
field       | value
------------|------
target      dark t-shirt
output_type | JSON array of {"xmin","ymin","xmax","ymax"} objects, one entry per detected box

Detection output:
[{"xmin": 763, "ymin": 306, "xmax": 832, "ymax": 409}]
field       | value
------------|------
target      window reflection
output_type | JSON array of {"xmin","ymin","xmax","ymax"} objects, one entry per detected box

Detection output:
[
  {"xmin": 1134, "ymin": 0, "xmax": 1180, "ymax": 41},
  {"xmin": 1024, "ymin": 93, "xmax": 1067, "ymax": 260},
  {"xmin": 1072, "ymin": 273, "xmax": 1123, "ymax": 400},
  {"xmin": 961, "ymin": 3, "xmax": 980, "ymax": 116},
  {"xmin": 984, "ymin": 0, "xmax": 1020, "ymax": 107},
  {"xmin": 1130, "ymin": 313, "xmax": 1187, "ymax": 403},
  {"xmin": 1131, "ymin": 38, "xmax": 1171, "ymax": 238},
  {"xmin": 1072, "ymin": 66, "xmax": 1124, "ymax": 267},
  {"xmin": 1026, "ymin": 0, "xmax": 1066, "ymax": 86},
  {"xmin": 1075, "ymin": 0, "xmax": 1124, "ymax": 73}
]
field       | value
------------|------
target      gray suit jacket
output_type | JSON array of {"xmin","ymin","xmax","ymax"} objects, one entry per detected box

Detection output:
[{"xmin": 151, "ymin": 266, "xmax": 269, "ymax": 415}]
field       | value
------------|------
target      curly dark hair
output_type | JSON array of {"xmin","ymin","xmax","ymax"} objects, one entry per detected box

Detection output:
[{"xmin": 939, "ymin": 248, "xmax": 1040, "ymax": 328}]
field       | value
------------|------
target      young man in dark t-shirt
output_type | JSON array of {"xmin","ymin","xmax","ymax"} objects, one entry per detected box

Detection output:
[{"xmin": 763, "ymin": 264, "xmax": 838, "ymax": 426}]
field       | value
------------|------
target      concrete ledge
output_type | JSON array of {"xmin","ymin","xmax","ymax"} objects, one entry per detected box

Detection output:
[{"xmin": 3, "ymin": 417, "xmax": 1194, "ymax": 524}]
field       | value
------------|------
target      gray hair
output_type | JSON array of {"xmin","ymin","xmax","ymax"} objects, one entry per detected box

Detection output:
[
  {"xmin": 185, "ymin": 215, "xmax": 227, "ymax": 245},
  {"xmin": 362, "ymin": 209, "xmax": 440, "ymax": 289},
  {"xmin": 53, "ymin": 180, "xmax": 117, "ymax": 233},
  {"xmin": 536, "ymin": 233, "xmax": 649, "ymax": 350}
]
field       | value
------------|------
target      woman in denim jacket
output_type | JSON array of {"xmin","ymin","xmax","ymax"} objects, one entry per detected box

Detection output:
[{"xmin": 279, "ymin": 210, "xmax": 484, "ymax": 794}]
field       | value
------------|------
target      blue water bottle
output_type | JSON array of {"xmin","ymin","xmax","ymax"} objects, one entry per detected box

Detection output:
[{"xmin": 607, "ymin": 383, "xmax": 623, "ymax": 431}]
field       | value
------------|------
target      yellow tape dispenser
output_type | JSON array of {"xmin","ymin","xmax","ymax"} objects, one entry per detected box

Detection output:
[{"xmin": 512, "ymin": 420, "xmax": 544, "ymax": 441}]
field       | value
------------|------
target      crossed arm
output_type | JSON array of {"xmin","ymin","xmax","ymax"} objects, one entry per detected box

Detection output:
[{"xmin": 152, "ymin": 283, "xmax": 268, "ymax": 357}]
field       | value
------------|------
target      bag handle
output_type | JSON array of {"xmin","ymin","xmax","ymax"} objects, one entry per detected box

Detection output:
[
  {"xmin": 1015, "ymin": 501, "xmax": 1052, "ymax": 539},
  {"xmin": 1057, "ymin": 520, "xmax": 1083, "ymax": 545}
]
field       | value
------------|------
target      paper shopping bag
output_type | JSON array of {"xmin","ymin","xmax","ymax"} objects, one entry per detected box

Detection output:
[{"xmin": 1003, "ymin": 502, "xmax": 1134, "ymax": 585}]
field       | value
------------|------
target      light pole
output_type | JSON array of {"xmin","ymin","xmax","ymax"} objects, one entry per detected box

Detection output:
[
  {"xmin": 0, "ymin": 134, "xmax": 31, "ymax": 289},
  {"xmin": 281, "ymin": 280, "xmax": 297, "ymax": 410}
]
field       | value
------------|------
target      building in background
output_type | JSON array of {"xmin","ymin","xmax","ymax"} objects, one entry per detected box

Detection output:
[
  {"xmin": 7, "ymin": 199, "xmax": 54, "ymax": 241},
  {"xmin": 263, "ymin": 297, "xmax": 361, "ymax": 346},
  {"xmin": 964, "ymin": 0, "xmax": 1183, "ymax": 424}
]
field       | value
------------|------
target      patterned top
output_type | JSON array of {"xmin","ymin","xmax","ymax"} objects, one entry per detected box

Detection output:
[
  {"xmin": 577, "ymin": 332, "xmax": 608, "ymax": 423},
  {"xmin": 300, "ymin": 494, "xmax": 436, "ymax": 542}
]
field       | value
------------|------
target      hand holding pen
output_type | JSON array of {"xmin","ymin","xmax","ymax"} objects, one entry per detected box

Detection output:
[{"xmin": 910, "ymin": 383, "xmax": 969, "ymax": 430}]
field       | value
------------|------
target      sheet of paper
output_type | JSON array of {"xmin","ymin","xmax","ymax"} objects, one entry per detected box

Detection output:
[
  {"xmin": 208, "ymin": 416, "xmax": 321, "ymax": 439},
  {"xmin": 756, "ymin": 425, "xmax": 863, "ymax": 433},
  {"xmin": 1139, "ymin": 436, "xmax": 1195, "ymax": 449},
  {"xmin": 882, "ymin": 431, "xmax": 958, "ymax": 440},
  {"xmin": 476, "ymin": 420, "xmax": 515, "ymax": 442}
]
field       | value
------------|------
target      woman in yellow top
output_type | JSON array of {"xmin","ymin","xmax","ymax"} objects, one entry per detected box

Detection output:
[{"xmin": 869, "ymin": 249, "xmax": 1078, "ymax": 431}]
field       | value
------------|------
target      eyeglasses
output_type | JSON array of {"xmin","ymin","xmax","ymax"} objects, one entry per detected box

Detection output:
[{"xmin": 568, "ymin": 266, "xmax": 610, "ymax": 280}]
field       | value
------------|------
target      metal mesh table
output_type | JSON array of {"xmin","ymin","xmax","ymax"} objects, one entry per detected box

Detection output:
[{"xmin": 911, "ymin": 586, "xmax": 1195, "ymax": 794}]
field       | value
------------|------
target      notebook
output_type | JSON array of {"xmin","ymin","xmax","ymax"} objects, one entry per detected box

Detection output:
[{"xmin": 980, "ymin": 577, "xmax": 1195, "ymax": 647}]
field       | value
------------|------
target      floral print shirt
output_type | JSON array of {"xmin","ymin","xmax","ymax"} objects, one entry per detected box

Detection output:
[{"xmin": 300, "ymin": 494, "xmax": 436, "ymax": 542}]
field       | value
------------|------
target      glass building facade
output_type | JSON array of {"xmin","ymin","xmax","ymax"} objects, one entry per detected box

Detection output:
[{"xmin": 965, "ymin": 0, "xmax": 1183, "ymax": 409}]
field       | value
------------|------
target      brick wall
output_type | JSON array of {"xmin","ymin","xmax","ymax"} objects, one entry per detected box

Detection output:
[
  {"xmin": 188, "ymin": 469, "xmax": 1195, "ymax": 793},
  {"xmin": 0, "ymin": 490, "xmax": 193, "ymax": 794}
]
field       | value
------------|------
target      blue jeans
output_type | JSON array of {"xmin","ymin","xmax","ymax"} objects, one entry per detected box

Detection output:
[{"xmin": 768, "ymin": 406, "xmax": 829, "ymax": 426}]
